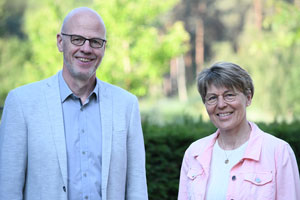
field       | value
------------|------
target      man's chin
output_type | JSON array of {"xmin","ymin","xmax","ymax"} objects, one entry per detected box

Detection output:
[
  {"xmin": 75, "ymin": 71, "xmax": 96, "ymax": 81},
  {"xmin": 65, "ymin": 64, "xmax": 96, "ymax": 81}
]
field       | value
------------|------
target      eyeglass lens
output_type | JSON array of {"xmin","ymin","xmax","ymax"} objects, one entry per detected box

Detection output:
[{"xmin": 71, "ymin": 35, "xmax": 104, "ymax": 48}]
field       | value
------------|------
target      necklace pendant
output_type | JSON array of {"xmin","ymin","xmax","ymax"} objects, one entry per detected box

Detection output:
[{"xmin": 225, "ymin": 159, "xmax": 229, "ymax": 164}]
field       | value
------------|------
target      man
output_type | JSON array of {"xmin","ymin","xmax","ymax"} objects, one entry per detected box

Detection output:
[{"xmin": 0, "ymin": 7, "xmax": 148, "ymax": 200}]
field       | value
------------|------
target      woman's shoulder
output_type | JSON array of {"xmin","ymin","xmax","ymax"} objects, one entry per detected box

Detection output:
[
  {"xmin": 251, "ymin": 122, "xmax": 290, "ymax": 151},
  {"xmin": 185, "ymin": 133, "xmax": 217, "ymax": 156},
  {"xmin": 191, "ymin": 134, "xmax": 215, "ymax": 146},
  {"xmin": 252, "ymin": 122, "xmax": 286, "ymax": 141}
]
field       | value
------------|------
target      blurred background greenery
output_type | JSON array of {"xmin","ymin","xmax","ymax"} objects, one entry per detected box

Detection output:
[
  {"xmin": 1, "ymin": 0, "xmax": 300, "ymax": 199},
  {"xmin": 1, "ymin": 0, "xmax": 300, "ymax": 122}
]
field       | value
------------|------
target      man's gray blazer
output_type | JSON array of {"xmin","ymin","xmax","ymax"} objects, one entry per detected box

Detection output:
[{"xmin": 0, "ymin": 73, "xmax": 148, "ymax": 200}]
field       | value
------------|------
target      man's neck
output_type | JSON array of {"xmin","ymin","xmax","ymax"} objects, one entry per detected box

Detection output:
[{"xmin": 62, "ymin": 72, "xmax": 96, "ymax": 104}]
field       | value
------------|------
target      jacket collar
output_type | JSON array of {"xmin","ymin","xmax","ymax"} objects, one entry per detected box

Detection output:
[
  {"xmin": 44, "ymin": 73, "xmax": 68, "ymax": 187},
  {"xmin": 193, "ymin": 122, "xmax": 263, "ymax": 168},
  {"xmin": 43, "ymin": 72, "xmax": 114, "ymax": 193},
  {"xmin": 242, "ymin": 122, "xmax": 263, "ymax": 161}
]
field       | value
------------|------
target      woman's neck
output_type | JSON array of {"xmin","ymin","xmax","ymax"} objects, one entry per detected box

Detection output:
[{"xmin": 218, "ymin": 121, "xmax": 251, "ymax": 150}]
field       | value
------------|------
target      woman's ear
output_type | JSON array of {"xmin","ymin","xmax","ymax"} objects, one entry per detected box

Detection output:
[{"xmin": 246, "ymin": 92, "xmax": 252, "ymax": 107}]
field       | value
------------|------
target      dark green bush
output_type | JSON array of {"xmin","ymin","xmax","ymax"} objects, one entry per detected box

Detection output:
[{"xmin": 143, "ymin": 117, "xmax": 300, "ymax": 200}]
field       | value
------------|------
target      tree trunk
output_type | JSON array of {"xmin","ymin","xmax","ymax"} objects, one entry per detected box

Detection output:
[
  {"xmin": 176, "ymin": 55, "xmax": 188, "ymax": 102},
  {"xmin": 253, "ymin": 0, "xmax": 263, "ymax": 30},
  {"xmin": 195, "ymin": 18, "xmax": 204, "ymax": 74},
  {"xmin": 295, "ymin": 0, "xmax": 300, "ymax": 9}
]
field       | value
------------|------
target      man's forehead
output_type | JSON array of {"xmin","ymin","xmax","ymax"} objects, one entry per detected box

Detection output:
[
  {"xmin": 61, "ymin": 8, "xmax": 105, "ymax": 33},
  {"xmin": 65, "ymin": 7, "xmax": 100, "ymax": 20}
]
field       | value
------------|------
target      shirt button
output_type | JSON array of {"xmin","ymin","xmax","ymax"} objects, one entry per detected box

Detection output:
[
  {"xmin": 80, "ymin": 108, "xmax": 83, "ymax": 111},
  {"xmin": 232, "ymin": 175, "xmax": 236, "ymax": 181},
  {"xmin": 255, "ymin": 177, "xmax": 261, "ymax": 183},
  {"xmin": 84, "ymin": 195, "xmax": 88, "ymax": 199},
  {"xmin": 82, "ymin": 151, "xmax": 86, "ymax": 155},
  {"xmin": 81, "ymin": 129, "xmax": 84, "ymax": 133},
  {"xmin": 83, "ymin": 173, "xmax": 87, "ymax": 177}
]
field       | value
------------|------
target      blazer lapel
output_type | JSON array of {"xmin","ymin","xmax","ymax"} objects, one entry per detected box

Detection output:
[
  {"xmin": 98, "ymin": 80, "xmax": 113, "ymax": 195},
  {"xmin": 44, "ymin": 74, "xmax": 68, "ymax": 187}
]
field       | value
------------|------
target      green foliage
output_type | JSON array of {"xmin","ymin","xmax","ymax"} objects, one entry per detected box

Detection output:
[
  {"xmin": 23, "ymin": 0, "xmax": 80, "ymax": 82},
  {"xmin": 93, "ymin": 0, "xmax": 189, "ymax": 96},
  {"xmin": 0, "ymin": 0, "xmax": 4, "ymax": 15},
  {"xmin": 143, "ymin": 117, "xmax": 300, "ymax": 199},
  {"xmin": 0, "ymin": 37, "xmax": 30, "ymax": 105},
  {"xmin": 259, "ymin": 1, "xmax": 300, "ymax": 119},
  {"xmin": 0, "ymin": 0, "xmax": 29, "ymax": 105},
  {"xmin": 17, "ymin": 0, "xmax": 189, "ymax": 97},
  {"xmin": 0, "ymin": 0, "xmax": 26, "ymax": 37},
  {"xmin": 0, "ymin": 0, "xmax": 189, "ymax": 103},
  {"xmin": 212, "ymin": 0, "xmax": 300, "ymax": 120},
  {"xmin": 143, "ymin": 116, "xmax": 216, "ymax": 199}
]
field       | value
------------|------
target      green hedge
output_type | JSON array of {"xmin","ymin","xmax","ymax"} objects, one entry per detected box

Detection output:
[{"xmin": 143, "ymin": 117, "xmax": 300, "ymax": 200}]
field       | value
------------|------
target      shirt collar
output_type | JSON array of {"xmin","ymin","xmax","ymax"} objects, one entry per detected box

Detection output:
[
  {"xmin": 89, "ymin": 81, "xmax": 99, "ymax": 102},
  {"xmin": 58, "ymin": 71, "xmax": 99, "ymax": 103}
]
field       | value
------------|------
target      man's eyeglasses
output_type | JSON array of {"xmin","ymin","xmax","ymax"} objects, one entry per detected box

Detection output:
[
  {"xmin": 61, "ymin": 33, "xmax": 106, "ymax": 48},
  {"xmin": 205, "ymin": 91, "xmax": 239, "ymax": 105}
]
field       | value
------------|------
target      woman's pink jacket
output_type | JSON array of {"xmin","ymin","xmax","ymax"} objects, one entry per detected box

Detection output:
[{"xmin": 178, "ymin": 122, "xmax": 300, "ymax": 200}]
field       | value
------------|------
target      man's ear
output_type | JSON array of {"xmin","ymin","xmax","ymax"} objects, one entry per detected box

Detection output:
[{"xmin": 57, "ymin": 34, "xmax": 63, "ymax": 52}]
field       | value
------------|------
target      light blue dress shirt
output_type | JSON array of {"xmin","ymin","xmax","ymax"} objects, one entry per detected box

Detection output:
[{"xmin": 59, "ymin": 72, "xmax": 102, "ymax": 200}]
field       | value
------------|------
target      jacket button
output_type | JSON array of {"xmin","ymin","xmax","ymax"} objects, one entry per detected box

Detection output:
[
  {"xmin": 232, "ymin": 175, "xmax": 236, "ymax": 181},
  {"xmin": 255, "ymin": 177, "xmax": 261, "ymax": 183},
  {"xmin": 63, "ymin": 186, "xmax": 66, "ymax": 192}
]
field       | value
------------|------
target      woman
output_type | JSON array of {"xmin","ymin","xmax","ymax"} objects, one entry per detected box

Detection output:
[{"xmin": 178, "ymin": 62, "xmax": 300, "ymax": 200}]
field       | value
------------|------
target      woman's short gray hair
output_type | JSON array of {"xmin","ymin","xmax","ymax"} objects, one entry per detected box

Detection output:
[{"xmin": 197, "ymin": 62, "xmax": 254, "ymax": 103}]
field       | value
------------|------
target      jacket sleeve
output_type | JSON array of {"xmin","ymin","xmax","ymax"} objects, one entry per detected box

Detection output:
[
  {"xmin": 125, "ymin": 97, "xmax": 148, "ymax": 199},
  {"xmin": 0, "ymin": 90, "xmax": 27, "ymax": 200},
  {"xmin": 178, "ymin": 149, "xmax": 189, "ymax": 200},
  {"xmin": 275, "ymin": 142, "xmax": 300, "ymax": 200}
]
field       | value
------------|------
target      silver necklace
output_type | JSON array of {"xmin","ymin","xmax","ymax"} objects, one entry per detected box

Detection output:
[
  {"xmin": 219, "ymin": 137, "xmax": 233, "ymax": 164},
  {"xmin": 223, "ymin": 150, "xmax": 231, "ymax": 164}
]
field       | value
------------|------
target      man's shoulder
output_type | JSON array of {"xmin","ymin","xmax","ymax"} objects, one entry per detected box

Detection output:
[{"xmin": 9, "ymin": 74, "xmax": 57, "ymax": 96}]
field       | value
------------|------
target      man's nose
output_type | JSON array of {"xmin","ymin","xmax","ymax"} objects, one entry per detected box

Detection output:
[{"xmin": 80, "ymin": 40, "xmax": 93, "ymax": 53}]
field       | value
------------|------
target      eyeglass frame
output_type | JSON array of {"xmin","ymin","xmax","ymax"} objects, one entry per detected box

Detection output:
[
  {"xmin": 204, "ymin": 91, "xmax": 240, "ymax": 106},
  {"xmin": 61, "ymin": 33, "xmax": 107, "ymax": 48}
]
